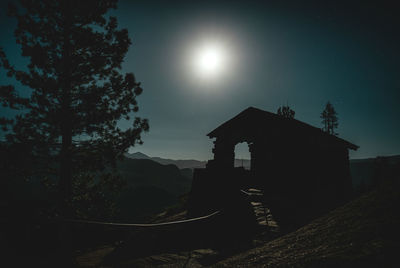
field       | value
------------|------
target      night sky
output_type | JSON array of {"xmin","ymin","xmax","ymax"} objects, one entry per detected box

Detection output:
[{"xmin": 1, "ymin": 0, "xmax": 399, "ymax": 160}]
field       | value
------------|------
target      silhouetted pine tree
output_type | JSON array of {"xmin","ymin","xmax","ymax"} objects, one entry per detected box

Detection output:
[
  {"xmin": 277, "ymin": 105, "xmax": 295, "ymax": 119},
  {"xmin": 0, "ymin": 0, "xmax": 148, "ymax": 220},
  {"xmin": 321, "ymin": 102, "xmax": 338, "ymax": 135}
]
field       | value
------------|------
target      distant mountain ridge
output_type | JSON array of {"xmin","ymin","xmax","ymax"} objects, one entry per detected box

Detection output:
[
  {"xmin": 125, "ymin": 152, "xmax": 207, "ymax": 169},
  {"xmin": 125, "ymin": 152, "xmax": 252, "ymax": 169},
  {"xmin": 126, "ymin": 152, "xmax": 400, "ymax": 188},
  {"xmin": 115, "ymin": 154, "xmax": 399, "ymax": 221}
]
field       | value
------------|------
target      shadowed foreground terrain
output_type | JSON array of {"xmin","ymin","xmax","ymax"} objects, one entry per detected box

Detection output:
[
  {"xmin": 213, "ymin": 179, "xmax": 400, "ymax": 267},
  {"xmin": 76, "ymin": 176, "xmax": 399, "ymax": 267}
]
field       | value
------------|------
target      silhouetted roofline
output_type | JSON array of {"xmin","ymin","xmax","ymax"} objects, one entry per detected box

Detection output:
[{"xmin": 207, "ymin": 107, "xmax": 359, "ymax": 150}]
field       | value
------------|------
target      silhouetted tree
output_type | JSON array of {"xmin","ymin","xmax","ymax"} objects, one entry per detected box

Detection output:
[
  {"xmin": 277, "ymin": 105, "xmax": 295, "ymax": 119},
  {"xmin": 321, "ymin": 102, "xmax": 338, "ymax": 135},
  {"xmin": 0, "ymin": 0, "xmax": 148, "ymax": 220}
]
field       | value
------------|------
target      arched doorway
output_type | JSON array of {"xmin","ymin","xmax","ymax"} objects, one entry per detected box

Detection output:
[{"xmin": 234, "ymin": 142, "xmax": 251, "ymax": 170}]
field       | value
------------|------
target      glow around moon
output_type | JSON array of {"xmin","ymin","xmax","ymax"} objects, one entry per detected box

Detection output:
[
  {"xmin": 192, "ymin": 42, "xmax": 229, "ymax": 79},
  {"xmin": 181, "ymin": 30, "xmax": 243, "ymax": 89}
]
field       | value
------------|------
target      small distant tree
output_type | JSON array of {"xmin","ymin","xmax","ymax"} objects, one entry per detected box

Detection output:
[
  {"xmin": 321, "ymin": 102, "xmax": 338, "ymax": 135},
  {"xmin": 277, "ymin": 104, "xmax": 295, "ymax": 119}
]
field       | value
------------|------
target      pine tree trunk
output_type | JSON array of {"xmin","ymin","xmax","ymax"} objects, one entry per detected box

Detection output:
[
  {"xmin": 59, "ymin": 121, "xmax": 73, "ymax": 266},
  {"xmin": 58, "ymin": 4, "xmax": 73, "ymax": 264}
]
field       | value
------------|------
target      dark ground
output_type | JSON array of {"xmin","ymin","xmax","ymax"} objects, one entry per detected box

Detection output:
[
  {"xmin": 213, "ymin": 178, "xmax": 400, "ymax": 267},
  {"xmin": 74, "ymin": 175, "xmax": 400, "ymax": 267}
]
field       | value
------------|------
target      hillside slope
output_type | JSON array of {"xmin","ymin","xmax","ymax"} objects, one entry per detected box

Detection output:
[
  {"xmin": 350, "ymin": 155, "xmax": 400, "ymax": 191},
  {"xmin": 115, "ymin": 158, "xmax": 192, "ymax": 221},
  {"xmin": 117, "ymin": 158, "xmax": 191, "ymax": 195},
  {"xmin": 214, "ymin": 179, "xmax": 400, "ymax": 267}
]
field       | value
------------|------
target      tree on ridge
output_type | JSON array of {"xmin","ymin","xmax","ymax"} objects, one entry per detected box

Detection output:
[
  {"xmin": 277, "ymin": 104, "xmax": 295, "ymax": 119},
  {"xmin": 321, "ymin": 101, "xmax": 338, "ymax": 136}
]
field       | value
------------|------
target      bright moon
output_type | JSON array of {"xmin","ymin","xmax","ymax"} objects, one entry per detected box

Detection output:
[{"xmin": 193, "ymin": 44, "xmax": 227, "ymax": 78}]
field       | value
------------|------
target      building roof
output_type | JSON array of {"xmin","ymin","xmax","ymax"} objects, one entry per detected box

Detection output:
[{"xmin": 207, "ymin": 107, "xmax": 359, "ymax": 150}]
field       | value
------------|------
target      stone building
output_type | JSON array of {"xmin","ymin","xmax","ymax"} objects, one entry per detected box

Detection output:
[{"xmin": 189, "ymin": 107, "xmax": 358, "ymax": 229}]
